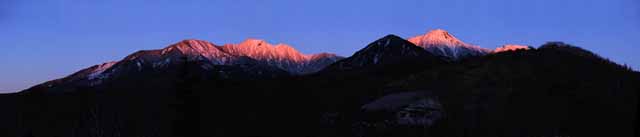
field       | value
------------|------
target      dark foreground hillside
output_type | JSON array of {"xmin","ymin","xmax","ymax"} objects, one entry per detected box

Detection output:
[{"xmin": 0, "ymin": 42, "xmax": 638, "ymax": 137}]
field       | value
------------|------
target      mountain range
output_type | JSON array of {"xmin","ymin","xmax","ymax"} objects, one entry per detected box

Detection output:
[
  {"xmin": 1, "ymin": 29, "xmax": 638, "ymax": 137},
  {"xmin": 29, "ymin": 29, "xmax": 530, "ymax": 91}
]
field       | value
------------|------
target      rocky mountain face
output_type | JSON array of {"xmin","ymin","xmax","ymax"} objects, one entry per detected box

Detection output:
[
  {"xmin": 323, "ymin": 35, "xmax": 443, "ymax": 71},
  {"xmin": 408, "ymin": 29, "xmax": 492, "ymax": 60}
]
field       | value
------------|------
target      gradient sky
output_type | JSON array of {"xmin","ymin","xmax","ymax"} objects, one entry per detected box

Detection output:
[{"xmin": 1, "ymin": 0, "xmax": 639, "ymax": 93}]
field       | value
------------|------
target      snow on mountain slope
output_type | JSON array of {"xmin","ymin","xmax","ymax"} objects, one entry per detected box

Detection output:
[
  {"xmin": 86, "ymin": 62, "xmax": 118, "ymax": 80},
  {"xmin": 221, "ymin": 39, "xmax": 342, "ymax": 74},
  {"xmin": 493, "ymin": 44, "xmax": 532, "ymax": 53},
  {"xmin": 408, "ymin": 29, "xmax": 491, "ymax": 59},
  {"xmin": 159, "ymin": 39, "xmax": 233, "ymax": 64},
  {"xmin": 111, "ymin": 39, "xmax": 343, "ymax": 75},
  {"xmin": 27, "ymin": 39, "xmax": 343, "ymax": 90},
  {"xmin": 30, "ymin": 61, "xmax": 120, "ymax": 90},
  {"xmin": 222, "ymin": 39, "xmax": 308, "ymax": 63},
  {"xmin": 54, "ymin": 39, "xmax": 342, "ymax": 86},
  {"xmin": 60, "ymin": 61, "xmax": 118, "ymax": 83},
  {"xmin": 122, "ymin": 39, "xmax": 238, "ymax": 68}
]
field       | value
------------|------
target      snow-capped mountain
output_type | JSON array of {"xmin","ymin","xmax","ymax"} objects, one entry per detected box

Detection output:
[
  {"xmin": 221, "ymin": 39, "xmax": 343, "ymax": 74},
  {"xmin": 408, "ymin": 29, "xmax": 491, "ymax": 59},
  {"xmin": 119, "ymin": 39, "xmax": 342, "ymax": 73},
  {"xmin": 493, "ymin": 44, "xmax": 531, "ymax": 53},
  {"xmin": 324, "ymin": 34, "xmax": 442, "ymax": 71},
  {"xmin": 39, "ymin": 39, "xmax": 342, "ymax": 89},
  {"xmin": 123, "ymin": 39, "xmax": 341, "ymax": 73}
]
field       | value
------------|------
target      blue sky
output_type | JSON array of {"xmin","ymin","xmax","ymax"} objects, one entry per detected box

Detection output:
[{"xmin": 1, "ymin": 0, "xmax": 639, "ymax": 92}]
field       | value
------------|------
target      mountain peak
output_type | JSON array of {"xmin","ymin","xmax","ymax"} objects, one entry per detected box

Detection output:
[
  {"xmin": 494, "ymin": 44, "xmax": 531, "ymax": 53},
  {"xmin": 424, "ymin": 29, "xmax": 453, "ymax": 38},
  {"xmin": 234, "ymin": 39, "xmax": 302, "ymax": 54},
  {"xmin": 220, "ymin": 39, "xmax": 343, "ymax": 74},
  {"xmin": 361, "ymin": 34, "xmax": 414, "ymax": 51},
  {"xmin": 240, "ymin": 38, "xmax": 268, "ymax": 46},
  {"xmin": 382, "ymin": 34, "xmax": 403, "ymax": 39},
  {"xmin": 169, "ymin": 39, "xmax": 214, "ymax": 48},
  {"xmin": 162, "ymin": 39, "xmax": 221, "ymax": 55},
  {"xmin": 408, "ymin": 29, "xmax": 491, "ymax": 59},
  {"xmin": 238, "ymin": 38, "xmax": 297, "ymax": 50},
  {"xmin": 409, "ymin": 29, "xmax": 471, "ymax": 48},
  {"xmin": 223, "ymin": 39, "xmax": 305, "ymax": 61},
  {"xmin": 325, "ymin": 34, "xmax": 438, "ymax": 70},
  {"xmin": 178, "ymin": 39, "xmax": 210, "ymax": 43}
]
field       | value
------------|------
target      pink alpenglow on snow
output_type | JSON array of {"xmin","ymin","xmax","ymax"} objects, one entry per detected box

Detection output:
[
  {"xmin": 408, "ymin": 29, "xmax": 492, "ymax": 59},
  {"xmin": 222, "ymin": 38, "xmax": 312, "ymax": 64},
  {"xmin": 77, "ymin": 39, "xmax": 343, "ymax": 82},
  {"xmin": 494, "ymin": 44, "xmax": 531, "ymax": 53}
]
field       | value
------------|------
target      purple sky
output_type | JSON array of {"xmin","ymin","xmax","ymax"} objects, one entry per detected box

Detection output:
[{"xmin": 1, "ymin": 0, "xmax": 639, "ymax": 93}]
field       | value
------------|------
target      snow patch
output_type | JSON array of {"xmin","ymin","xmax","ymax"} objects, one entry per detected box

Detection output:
[
  {"xmin": 87, "ymin": 62, "xmax": 117, "ymax": 80},
  {"xmin": 384, "ymin": 39, "xmax": 391, "ymax": 47},
  {"xmin": 493, "ymin": 44, "xmax": 531, "ymax": 53},
  {"xmin": 136, "ymin": 61, "xmax": 142, "ymax": 71}
]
